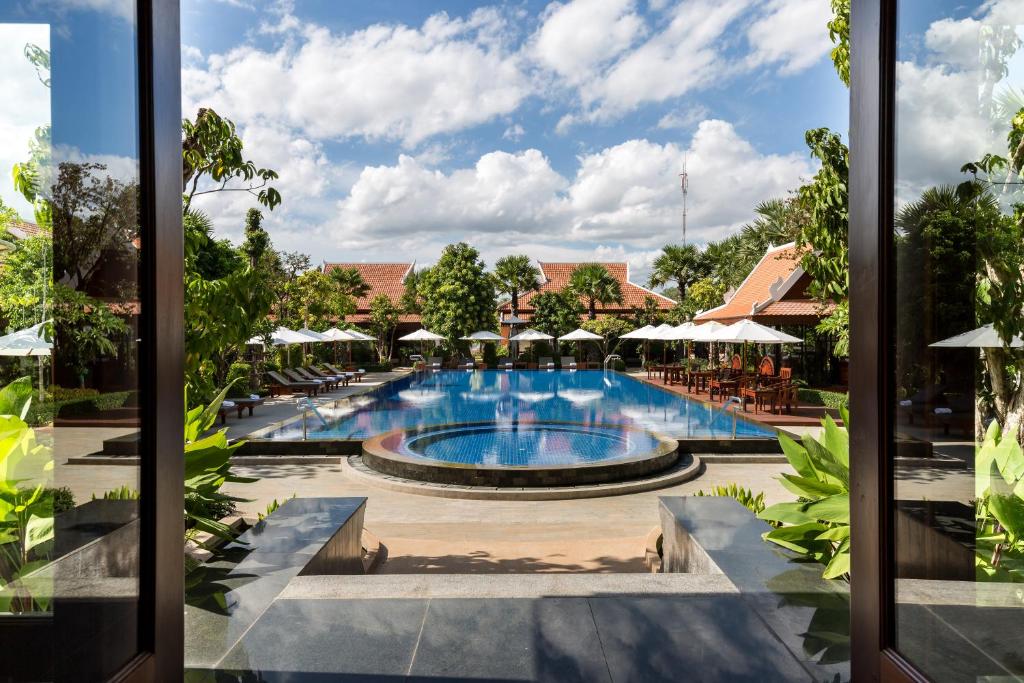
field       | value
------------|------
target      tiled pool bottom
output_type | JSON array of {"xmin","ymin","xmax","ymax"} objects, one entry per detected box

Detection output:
[{"xmin": 262, "ymin": 369, "xmax": 777, "ymax": 441}]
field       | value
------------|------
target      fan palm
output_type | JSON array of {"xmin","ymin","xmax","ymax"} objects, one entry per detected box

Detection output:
[
  {"xmin": 568, "ymin": 263, "xmax": 623, "ymax": 320},
  {"xmin": 494, "ymin": 255, "xmax": 541, "ymax": 317},
  {"xmin": 647, "ymin": 244, "xmax": 709, "ymax": 302},
  {"xmin": 329, "ymin": 267, "xmax": 371, "ymax": 300}
]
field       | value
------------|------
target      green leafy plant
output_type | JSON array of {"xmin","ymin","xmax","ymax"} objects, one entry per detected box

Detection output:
[
  {"xmin": 0, "ymin": 378, "xmax": 54, "ymax": 613},
  {"xmin": 92, "ymin": 485, "xmax": 140, "ymax": 501},
  {"xmin": 184, "ymin": 384, "xmax": 255, "ymax": 544},
  {"xmin": 975, "ymin": 421, "xmax": 1024, "ymax": 583},
  {"xmin": 695, "ymin": 484, "xmax": 769, "ymax": 518},
  {"xmin": 47, "ymin": 487, "xmax": 75, "ymax": 514},
  {"xmin": 758, "ymin": 407, "xmax": 851, "ymax": 580},
  {"xmin": 257, "ymin": 494, "xmax": 296, "ymax": 522}
]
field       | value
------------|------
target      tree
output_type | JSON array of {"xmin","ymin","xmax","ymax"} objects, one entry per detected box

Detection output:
[
  {"xmin": 648, "ymin": 245, "xmax": 709, "ymax": 302},
  {"xmin": 531, "ymin": 290, "xmax": 583, "ymax": 339},
  {"xmin": 185, "ymin": 210, "xmax": 243, "ymax": 280},
  {"xmin": 797, "ymin": 128, "xmax": 849, "ymax": 351},
  {"xmin": 53, "ymin": 285, "xmax": 129, "ymax": 387},
  {"xmin": 241, "ymin": 208, "xmax": 271, "ymax": 269},
  {"xmin": 827, "ymin": 0, "xmax": 850, "ymax": 87},
  {"xmin": 182, "ymin": 108, "xmax": 281, "ymax": 213},
  {"xmin": 400, "ymin": 268, "xmax": 425, "ymax": 315},
  {"xmin": 673, "ymin": 278, "xmax": 726, "ymax": 322},
  {"xmin": 288, "ymin": 269, "xmax": 355, "ymax": 329},
  {"xmin": 368, "ymin": 294, "xmax": 401, "ymax": 362},
  {"xmin": 631, "ymin": 296, "xmax": 666, "ymax": 328},
  {"xmin": 418, "ymin": 243, "xmax": 497, "ymax": 343},
  {"xmin": 494, "ymin": 255, "xmax": 541, "ymax": 317},
  {"xmin": 581, "ymin": 317, "xmax": 633, "ymax": 359},
  {"xmin": 568, "ymin": 263, "xmax": 623, "ymax": 320},
  {"xmin": 329, "ymin": 267, "xmax": 371, "ymax": 302}
]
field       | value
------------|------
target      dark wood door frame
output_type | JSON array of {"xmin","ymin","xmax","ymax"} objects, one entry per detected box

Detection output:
[
  {"xmin": 118, "ymin": 0, "xmax": 184, "ymax": 680},
  {"xmin": 849, "ymin": 0, "xmax": 928, "ymax": 680}
]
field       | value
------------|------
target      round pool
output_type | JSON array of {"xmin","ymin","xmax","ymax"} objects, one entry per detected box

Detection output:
[{"xmin": 361, "ymin": 421, "xmax": 680, "ymax": 487}]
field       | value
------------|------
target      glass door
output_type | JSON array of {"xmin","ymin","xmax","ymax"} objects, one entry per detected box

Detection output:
[{"xmin": 0, "ymin": 1, "xmax": 183, "ymax": 680}]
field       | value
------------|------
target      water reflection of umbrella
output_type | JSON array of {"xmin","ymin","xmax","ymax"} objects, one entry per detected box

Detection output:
[
  {"xmin": 560, "ymin": 389, "xmax": 604, "ymax": 404},
  {"xmin": 397, "ymin": 389, "xmax": 445, "ymax": 404},
  {"xmin": 514, "ymin": 391, "xmax": 555, "ymax": 403}
]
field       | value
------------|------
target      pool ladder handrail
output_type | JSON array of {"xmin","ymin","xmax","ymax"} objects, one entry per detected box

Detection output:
[
  {"xmin": 297, "ymin": 396, "xmax": 329, "ymax": 440},
  {"xmin": 713, "ymin": 395, "xmax": 743, "ymax": 439},
  {"xmin": 603, "ymin": 354, "xmax": 622, "ymax": 369}
]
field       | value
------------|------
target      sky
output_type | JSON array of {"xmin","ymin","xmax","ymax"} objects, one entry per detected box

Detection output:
[
  {"xmin": 178, "ymin": 0, "xmax": 849, "ymax": 281},
  {"xmin": 2, "ymin": 0, "xmax": 1021, "ymax": 285}
]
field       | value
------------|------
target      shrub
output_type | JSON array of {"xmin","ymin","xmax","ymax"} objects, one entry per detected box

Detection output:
[
  {"xmin": 758, "ymin": 407, "xmax": 850, "ymax": 580},
  {"xmin": 695, "ymin": 484, "xmax": 767, "ymax": 517},
  {"xmin": 49, "ymin": 386, "xmax": 99, "ymax": 401},
  {"xmin": 482, "ymin": 343, "xmax": 498, "ymax": 368},
  {"xmin": 798, "ymin": 388, "xmax": 849, "ymax": 411},
  {"xmin": 47, "ymin": 486, "xmax": 76, "ymax": 513},
  {"xmin": 225, "ymin": 362, "xmax": 253, "ymax": 398},
  {"xmin": 93, "ymin": 485, "xmax": 140, "ymax": 501},
  {"xmin": 975, "ymin": 422, "xmax": 1024, "ymax": 583}
]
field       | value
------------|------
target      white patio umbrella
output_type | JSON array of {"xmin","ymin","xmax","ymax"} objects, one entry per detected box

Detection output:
[
  {"xmin": 559, "ymin": 328, "xmax": 604, "ymax": 367},
  {"xmin": 620, "ymin": 324, "xmax": 655, "ymax": 339},
  {"xmin": 713, "ymin": 320, "xmax": 803, "ymax": 344},
  {"xmin": 346, "ymin": 329, "xmax": 377, "ymax": 342},
  {"xmin": 322, "ymin": 328, "xmax": 360, "ymax": 364},
  {"xmin": 509, "ymin": 328, "xmax": 553, "ymax": 342},
  {"xmin": 0, "ymin": 321, "xmax": 52, "ymax": 356},
  {"xmin": 460, "ymin": 331, "xmax": 504, "ymax": 341},
  {"xmin": 297, "ymin": 327, "xmax": 330, "ymax": 342},
  {"xmin": 399, "ymin": 328, "xmax": 446, "ymax": 360},
  {"xmin": 0, "ymin": 322, "xmax": 52, "ymax": 393},
  {"xmin": 689, "ymin": 321, "xmax": 727, "ymax": 342},
  {"xmin": 930, "ymin": 323, "xmax": 1023, "ymax": 348}
]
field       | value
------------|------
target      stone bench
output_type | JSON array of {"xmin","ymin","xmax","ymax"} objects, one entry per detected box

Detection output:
[
  {"xmin": 659, "ymin": 496, "xmax": 850, "ymax": 682},
  {"xmin": 185, "ymin": 497, "xmax": 366, "ymax": 669}
]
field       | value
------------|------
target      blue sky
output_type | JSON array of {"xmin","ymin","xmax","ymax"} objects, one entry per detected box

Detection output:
[{"xmin": 180, "ymin": 0, "xmax": 850, "ymax": 279}]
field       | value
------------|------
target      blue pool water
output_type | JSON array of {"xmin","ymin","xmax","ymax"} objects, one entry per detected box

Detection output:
[
  {"xmin": 398, "ymin": 423, "xmax": 663, "ymax": 466},
  {"xmin": 265, "ymin": 370, "xmax": 775, "ymax": 440}
]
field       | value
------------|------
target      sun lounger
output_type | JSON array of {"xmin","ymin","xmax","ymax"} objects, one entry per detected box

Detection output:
[
  {"xmin": 286, "ymin": 368, "xmax": 337, "ymax": 391},
  {"xmin": 538, "ymin": 356, "xmax": 555, "ymax": 370},
  {"xmin": 458, "ymin": 358, "xmax": 475, "ymax": 370},
  {"xmin": 266, "ymin": 370, "xmax": 318, "ymax": 397},
  {"xmin": 560, "ymin": 356, "xmax": 577, "ymax": 370},
  {"xmin": 306, "ymin": 366, "xmax": 351, "ymax": 387},
  {"xmin": 327, "ymin": 363, "xmax": 365, "ymax": 381},
  {"xmin": 499, "ymin": 360, "xmax": 514, "ymax": 370},
  {"xmin": 216, "ymin": 396, "xmax": 265, "ymax": 424}
]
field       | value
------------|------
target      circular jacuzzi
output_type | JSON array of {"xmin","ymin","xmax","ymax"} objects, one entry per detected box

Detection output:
[{"xmin": 361, "ymin": 421, "xmax": 680, "ymax": 487}]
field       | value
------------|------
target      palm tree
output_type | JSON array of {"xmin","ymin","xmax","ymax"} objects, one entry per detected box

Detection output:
[
  {"xmin": 568, "ymin": 263, "xmax": 623, "ymax": 320},
  {"xmin": 494, "ymin": 255, "xmax": 541, "ymax": 317},
  {"xmin": 329, "ymin": 267, "xmax": 371, "ymax": 300},
  {"xmin": 647, "ymin": 244, "xmax": 709, "ymax": 302}
]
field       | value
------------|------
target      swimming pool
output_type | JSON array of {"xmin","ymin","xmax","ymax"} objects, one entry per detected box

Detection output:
[{"xmin": 263, "ymin": 369, "xmax": 776, "ymax": 440}]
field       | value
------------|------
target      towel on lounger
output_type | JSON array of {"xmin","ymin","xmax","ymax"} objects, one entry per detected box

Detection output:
[
  {"xmin": 933, "ymin": 407, "xmax": 952, "ymax": 415},
  {"xmin": 222, "ymin": 400, "xmax": 236, "ymax": 408}
]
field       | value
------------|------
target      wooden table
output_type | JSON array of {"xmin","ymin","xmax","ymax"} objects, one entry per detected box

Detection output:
[{"xmin": 687, "ymin": 370, "xmax": 713, "ymax": 394}]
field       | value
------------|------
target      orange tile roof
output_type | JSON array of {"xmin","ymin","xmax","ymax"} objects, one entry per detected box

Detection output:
[
  {"xmin": 695, "ymin": 243, "xmax": 829, "ymax": 325},
  {"xmin": 5, "ymin": 219, "xmax": 43, "ymax": 239},
  {"xmin": 322, "ymin": 262, "xmax": 414, "ymax": 312},
  {"xmin": 498, "ymin": 262, "xmax": 675, "ymax": 316}
]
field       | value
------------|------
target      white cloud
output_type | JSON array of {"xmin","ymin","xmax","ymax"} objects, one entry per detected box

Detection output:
[
  {"xmin": 318, "ymin": 119, "xmax": 812, "ymax": 259},
  {"xmin": 0, "ymin": 24, "xmax": 50, "ymax": 219},
  {"xmin": 745, "ymin": 0, "xmax": 833, "ymax": 75},
  {"xmin": 656, "ymin": 105, "xmax": 710, "ymax": 129},
  {"xmin": 185, "ymin": 8, "xmax": 531, "ymax": 148},
  {"xmin": 502, "ymin": 123, "xmax": 525, "ymax": 141},
  {"xmin": 531, "ymin": 0, "xmax": 645, "ymax": 85}
]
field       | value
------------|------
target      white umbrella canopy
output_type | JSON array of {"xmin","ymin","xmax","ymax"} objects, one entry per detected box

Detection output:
[
  {"xmin": 689, "ymin": 321, "xmax": 728, "ymax": 342},
  {"xmin": 346, "ymin": 329, "xmax": 377, "ymax": 342},
  {"xmin": 247, "ymin": 326, "xmax": 318, "ymax": 346},
  {"xmin": 509, "ymin": 328, "xmax": 554, "ymax": 342},
  {"xmin": 713, "ymin": 319, "xmax": 803, "ymax": 344},
  {"xmin": 558, "ymin": 328, "xmax": 603, "ymax": 341},
  {"xmin": 646, "ymin": 323, "xmax": 675, "ymax": 340},
  {"xmin": 0, "ymin": 322, "xmax": 52, "ymax": 356},
  {"xmin": 399, "ymin": 329, "xmax": 446, "ymax": 342},
  {"xmin": 620, "ymin": 324, "xmax": 655, "ymax": 340},
  {"xmin": 654, "ymin": 322, "xmax": 700, "ymax": 341},
  {"xmin": 322, "ymin": 327, "xmax": 359, "ymax": 341},
  {"xmin": 930, "ymin": 323, "xmax": 1023, "ymax": 348},
  {"xmin": 461, "ymin": 331, "xmax": 504, "ymax": 341},
  {"xmin": 297, "ymin": 327, "xmax": 330, "ymax": 342}
]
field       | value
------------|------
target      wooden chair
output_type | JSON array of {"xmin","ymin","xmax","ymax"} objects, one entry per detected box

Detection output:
[
  {"xmin": 758, "ymin": 356, "xmax": 775, "ymax": 378},
  {"xmin": 741, "ymin": 381, "xmax": 782, "ymax": 414}
]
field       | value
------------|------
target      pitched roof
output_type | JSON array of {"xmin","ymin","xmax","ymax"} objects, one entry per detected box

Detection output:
[
  {"xmin": 321, "ymin": 262, "xmax": 414, "ymax": 311},
  {"xmin": 694, "ymin": 243, "xmax": 829, "ymax": 325},
  {"xmin": 5, "ymin": 219, "xmax": 43, "ymax": 240},
  {"xmin": 498, "ymin": 262, "xmax": 676, "ymax": 315}
]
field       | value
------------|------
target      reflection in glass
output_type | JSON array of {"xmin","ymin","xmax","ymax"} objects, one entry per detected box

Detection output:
[
  {"xmin": 0, "ymin": 4, "xmax": 142, "ymax": 680},
  {"xmin": 894, "ymin": 2, "xmax": 1024, "ymax": 680}
]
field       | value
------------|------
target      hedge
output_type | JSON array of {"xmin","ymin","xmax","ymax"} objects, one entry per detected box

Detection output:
[
  {"xmin": 25, "ymin": 390, "xmax": 134, "ymax": 426},
  {"xmin": 797, "ymin": 388, "xmax": 849, "ymax": 411}
]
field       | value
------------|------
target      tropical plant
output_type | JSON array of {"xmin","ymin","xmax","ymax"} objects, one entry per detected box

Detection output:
[
  {"xmin": 241, "ymin": 208, "xmax": 271, "ymax": 270},
  {"xmin": 672, "ymin": 278, "xmax": 726, "ymax": 322},
  {"xmin": 531, "ymin": 289, "xmax": 583, "ymax": 339},
  {"xmin": 568, "ymin": 263, "xmax": 623, "ymax": 320},
  {"xmin": 758, "ymin": 407, "xmax": 850, "ymax": 580},
  {"xmin": 368, "ymin": 294, "xmax": 402, "ymax": 362},
  {"xmin": 581, "ymin": 316, "xmax": 633, "ymax": 358},
  {"xmin": 93, "ymin": 485, "xmax": 140, "ymax": 501},
  {"xmin": 182, "ymin": 108, "xmax": 280, "ymax": 213},
  {"xmin": 695, "ymin": 484, "xmax": 768, "ymax": 518},
  {"xmin": 975, "ymin": 421, "xmax": 1024, "ymax": 583},
  {"xmin": 494, "ymin": 255, "xmax": 542, "ymax": 317},
  {"xmin": 418, "ymin": 243, "xmax": 497, "ymax": 344},
  {"xmin": 0, "ymin": 377, "xmax": 54, "ymax": 613},
  {"xmin": 329, "ymin": 267, "xmax": 371, "ymax": 302},
  {"xmin": 53, "ymin": 284, "xmax": 130, "ymax": 388},
  {"xmin": 631, "ymin": 295, "xmax": 666, "ymax": 328},
  {"xmin": 648, "ymin": 245, "xmax": 710, "ymax": 302},
  {"xmin": 184, "ymin": 384, "xmax": 255, "ymax": 543},
  {"xmin": 827, "ymin": 0, "xmax": 850, "ymax": 87}
]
